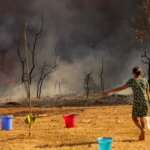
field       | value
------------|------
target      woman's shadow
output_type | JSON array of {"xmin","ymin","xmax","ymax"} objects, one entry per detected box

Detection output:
[{"xmin": 116, "ymin": 139, "xmax": 138, "ymax": 143}]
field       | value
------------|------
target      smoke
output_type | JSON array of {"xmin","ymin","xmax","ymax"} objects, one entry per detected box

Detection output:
[{"xmin": 0, "ymin": 0, "xmax": 143, "ymax": 99}]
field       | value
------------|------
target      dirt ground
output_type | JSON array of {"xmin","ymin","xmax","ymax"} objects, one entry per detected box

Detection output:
[{"xmin": 0, "ymin": 105, "xmax": 150, "ymax": 150}]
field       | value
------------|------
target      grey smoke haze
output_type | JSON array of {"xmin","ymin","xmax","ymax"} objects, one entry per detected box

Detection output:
[{"xmin": 0, "ymin": 0, "xmax": 144, "ymax": 98}]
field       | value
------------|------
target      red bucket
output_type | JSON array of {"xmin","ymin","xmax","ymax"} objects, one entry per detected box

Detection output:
[{"xmin": 63, "ymin": 114, "xmax": 76, "ymax": 128}]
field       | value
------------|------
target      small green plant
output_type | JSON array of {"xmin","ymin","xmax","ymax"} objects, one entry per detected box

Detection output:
[{"xmin": 25, "ymin": 114, "xmax": 36, "ymax": 136}]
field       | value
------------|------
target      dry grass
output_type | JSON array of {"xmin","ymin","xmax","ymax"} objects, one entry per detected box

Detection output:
[{"xmin": 0, "ymin": 105, "xmax": 150, "ymax": 150}]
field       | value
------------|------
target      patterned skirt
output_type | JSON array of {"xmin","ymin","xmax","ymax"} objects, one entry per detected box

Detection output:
[{"xmin": 132, "ymin": 101, "xmax": 149, "ymax": 117}]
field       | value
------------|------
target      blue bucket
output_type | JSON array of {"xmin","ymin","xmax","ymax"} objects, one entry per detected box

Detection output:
[
  {"xmin": 2, "ymin": 116, "xmax": 13, "ymax": 131},
  {"xmin": 97, "ymin": 137, "xmax": 112, "ymax": 150}
]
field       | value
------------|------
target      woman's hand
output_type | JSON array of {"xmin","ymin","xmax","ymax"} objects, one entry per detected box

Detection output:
[
  {"xmin": 102, "ymin": 91, "xmax": 113, "ymax": 97},
  {"xmin": 102, "ymin": 84, "xmax": 128, "ymax": 97}
]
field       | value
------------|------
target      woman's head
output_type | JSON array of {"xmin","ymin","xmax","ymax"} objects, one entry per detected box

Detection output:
[{"xmin": 132, "ymin": 66, "xmax": 142, "ymax": 78}]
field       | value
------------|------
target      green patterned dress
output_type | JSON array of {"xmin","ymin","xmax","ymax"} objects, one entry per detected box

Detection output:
[{"xmin": 127, "ymin": 78, "xmax": 149, "ymax": 117}]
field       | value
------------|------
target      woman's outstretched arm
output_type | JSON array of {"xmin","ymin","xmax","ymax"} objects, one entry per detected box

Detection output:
[{"xmin": 103, "ymin": 84, "xmax": 129, "ymax": 96}]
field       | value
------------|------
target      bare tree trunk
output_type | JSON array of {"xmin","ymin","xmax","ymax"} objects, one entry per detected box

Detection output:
[
  {"xmin": 86, "ymin": 87, "xmax": 90, "ymax": 99},
  {"xmin": 141, "ymin": 49, "xmax": 150, "ymax": 86},
  {"xmin": 37, "ymin": 77, "xmax": 45, "ymax": 99},
  {"xmin": 100, "ymin": 57, "xmax": 105, "ymax": 92},
  {"xmin": 59, "ymin": 80, "xmax": 61, "ymax": 95},
  {"xmin": 38, "ymin": 81, "xmax": 43, "ymax": 98},
  {"xmin": 36, "ymin": 66, "xmax": 57, "ymax": 99},
  {"xmin": 17, "ymin": 16, "xmax": 43, "ymax": 136},
  {"xmin": 37, "ymin": 80, "xmax": 40, "ymax": 98},
  {"xmin": 148, "ymin": 63, "xmax": 150, "ymax": 85},
  {"xmin": 36, "ymin": 50, "xmax": 57, "ymax": 99},
  {"xmin": 97, "ymin": 57, "xmax": 105, "ymax": 92},
  {"xmin": 24, "ymin": 22, "xmax": 32, "ymax": 136},
  {"xmin": 84, "ymin": 73, "xmax": 91, "ymax": 99},
  {"xmin": 24, "ymin": 24, "xmax": 32, "ymax": 112}
]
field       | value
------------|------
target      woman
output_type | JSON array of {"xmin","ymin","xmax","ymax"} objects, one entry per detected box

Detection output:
[{"xmin": 103, "ymin": 66, "xmax": 150, "ymax": 140}]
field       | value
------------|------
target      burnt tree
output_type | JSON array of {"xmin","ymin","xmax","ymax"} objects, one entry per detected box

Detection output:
[
  {"xmin": 17, "ymin": 17, "xmax": 43, "ymax": 105},
  {"xmin": 97, "ymin": 57, "xmax": 105, "ymax": 92},
  {"xmin": 36, "ymin": 52, "xmax": 57, "ymax": 99},
  {"xmin": 141, "ymin": 49, "xmax": 150, "ymax": 85},
  {"xmin": 134, "ymin": 0, "xmax": 150, "ymax": 41},
  {"xmin": 84, "ymin": 72, "xmax": 92, "ymax": 99},
  {"xmin": 17, "ymin": 17, "xmax": 43, "ymax": 136}
]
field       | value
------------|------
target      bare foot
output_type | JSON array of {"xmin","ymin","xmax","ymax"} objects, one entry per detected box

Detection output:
[{"xmin": 139, "ymin": 130, "xmax": 145, "ymax": 141}]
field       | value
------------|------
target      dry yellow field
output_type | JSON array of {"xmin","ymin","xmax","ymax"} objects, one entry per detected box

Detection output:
[{"xmin": 0, "ymin": 105, "xmax": 150, "ymax": 150}]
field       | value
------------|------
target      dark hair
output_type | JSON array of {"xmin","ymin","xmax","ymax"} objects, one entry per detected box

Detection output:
[{"xmin": 132, "ymin": 66, "xmax": 142, "ymax": 77}]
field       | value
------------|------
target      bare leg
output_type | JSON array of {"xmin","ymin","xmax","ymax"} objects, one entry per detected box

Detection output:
[
  {"xmin": 139, "ymin": 117, "xmax": 145, "ymax": 141},
  {"xmin": 140, "ymin": 117, "xmax": 145, "ymax": 129},
  {"xmin": 132, "ymin": 116, "xmax": 145, "ymax": 140},
  {"xmin": 132, "ymin": 116, "xmax": 142, "ymax": 130}
]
